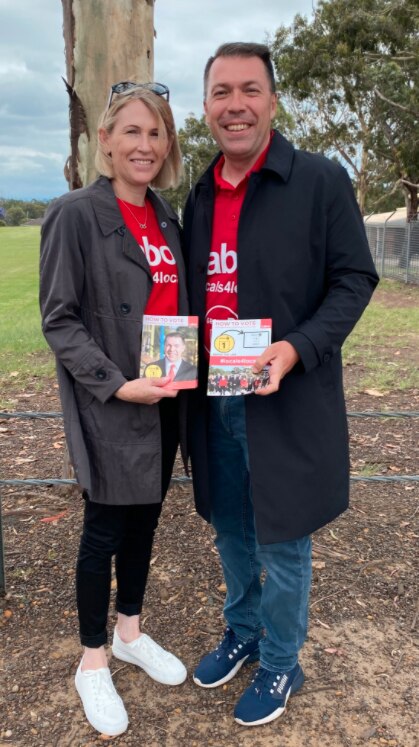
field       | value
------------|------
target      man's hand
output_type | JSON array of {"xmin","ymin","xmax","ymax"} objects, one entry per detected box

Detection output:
[
  {"xmin": 253, "ymin": 341, "xmax": 300, "ymax": 396},
  {"xmin": 114, "ymin": 377, "xmax": 178, "ymax": 405}
]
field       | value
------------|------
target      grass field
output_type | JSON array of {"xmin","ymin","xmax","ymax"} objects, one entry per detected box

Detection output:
[
  {"xmin": 343, "ymin": 287, "xmax": 419, "ymax": 391},
  {"xmin": 0, "ymin": 226, "xmax": 418, "ymax": 400},
  {"xmin": 0, "ymin": 226, "xmax": 53, "ymax": 386}
]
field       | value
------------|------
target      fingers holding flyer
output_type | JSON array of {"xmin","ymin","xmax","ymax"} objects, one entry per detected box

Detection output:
[{"xmin": 252, "ymin": 340, "xmax": 300, "ymax": 396}]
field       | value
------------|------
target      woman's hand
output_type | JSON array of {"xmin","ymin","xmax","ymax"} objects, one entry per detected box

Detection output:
[{"xmin": 114, "ymin": 377, "xmax": 178, "ymax": 405}]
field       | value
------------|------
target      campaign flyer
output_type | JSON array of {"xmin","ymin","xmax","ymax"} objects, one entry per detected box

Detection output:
[
  {"xmin": 140, "ymin": 315, "xmax": 199, "ymax": 389},
  {"xmin": 207, "ymin": 319, "xmax": 271, "ymax": 396}
]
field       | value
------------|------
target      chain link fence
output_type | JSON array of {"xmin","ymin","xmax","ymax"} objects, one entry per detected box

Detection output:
[{"xmin": 365, "ymin": 209, "xmax": 419, "ymax": 285}]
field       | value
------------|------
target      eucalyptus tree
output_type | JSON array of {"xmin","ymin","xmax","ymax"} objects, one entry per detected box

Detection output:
[
  {"xmin": 271, "ymin": 0, "xmax": 418, "ymax": 217},
  {"xmin": 61, "ymin": 0, "xmax": 155, "ymax": 190}
]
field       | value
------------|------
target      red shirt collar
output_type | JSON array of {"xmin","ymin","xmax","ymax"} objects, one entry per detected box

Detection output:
[{"xmin": 213, "ymin": 130, "xmax": 274, "ymax": 190}]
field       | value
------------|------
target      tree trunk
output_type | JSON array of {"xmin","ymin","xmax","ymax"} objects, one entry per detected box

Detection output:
[
  {"xmin": 405, "ymin": 184, "xmax": 418, "ymax": 223},
  {"xmin": 356, "ymin": 144, "xmax": 369, "ymax": 215},
  {"xmin": 62, "ymin": 0, "xmax": 155, "ymax": 190}
]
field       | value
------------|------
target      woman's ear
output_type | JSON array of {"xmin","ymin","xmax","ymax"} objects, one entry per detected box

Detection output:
[{"xmin": 98, "ymin": 128, "xmax": 111, "ymax": 154}]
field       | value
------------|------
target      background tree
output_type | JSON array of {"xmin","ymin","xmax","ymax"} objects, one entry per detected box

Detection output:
[
  {"xmin": 368, "ymin": 0, "xmax": 419, "ymax": 220},
  {"xmin": 6, "ymin": 206, "xmax": 26, "ymax": 226},
  {"xmin": 0, "ymin": 199, "xmax": 50, "ymax": 220},
  {"xmin": 164, "ymin": 114, "xmax": 218, "ymax": 214},
  {"xmin": 61, "ymin": 0, "xmax": 155, "ymax": 190},
  {"xmin": 271, "ymin": 0, "xmax": 418, "ymax": 216}
]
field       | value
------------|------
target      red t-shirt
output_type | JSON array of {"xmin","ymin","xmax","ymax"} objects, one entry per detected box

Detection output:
[
  {"xmin": 204, "ymin": 135, "xmax": 272, "ymax": 354},
  {"xmin": 117, "ymin": 198, "xmax": 178, "ymax": 315}
]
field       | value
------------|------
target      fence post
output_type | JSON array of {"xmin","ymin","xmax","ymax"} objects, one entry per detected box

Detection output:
[
  {"xmin": 0, "ymin": 490, "xmax": 6, "ymax": 595},
  {"xmin": 382, "ymin": 211, "xmax": 395, "ymax": 278},
  {"xmin": 405, "ymin": 221, "xmax": 411, "ymax": 284}
]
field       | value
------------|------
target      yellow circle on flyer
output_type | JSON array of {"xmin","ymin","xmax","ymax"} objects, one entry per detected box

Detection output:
[
  {"xmin": 144, "ymin": 364, "xmax": 163, "ymax": 378},
  {"xmin": 214, "ymin": 333, "xmax": 235, "ymax": 353}
]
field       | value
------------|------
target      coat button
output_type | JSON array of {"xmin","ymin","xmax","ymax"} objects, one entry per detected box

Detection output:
[
  {"xmin": 116, "ymin": 226, "xmax": 126, "ymax": 236},
  {"xmin": 161, "ymin": 221, "xmax": 167, "ymax": 228},
  {"xmin": 323, "ymin": 353, "xmax": 331, "ymax": 363},
  {"xmin": 120, "ymin": 303, "xmax": 131, "ymax": 314},
  {"xmin": 95, "ymin": 368, "xmax": 107, "ymax": 380}
]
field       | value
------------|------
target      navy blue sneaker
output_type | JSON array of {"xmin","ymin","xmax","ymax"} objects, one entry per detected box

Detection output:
[
  {"xmin": 193, "ymin": 627, "xmax": 260, "ymax": 688},
  {"xmin": 234, "ymin": 663, "xmax": 304, "ymax": 726}
]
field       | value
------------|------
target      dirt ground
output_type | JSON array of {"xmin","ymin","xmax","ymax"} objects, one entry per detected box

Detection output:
[{"xmin": 0, "ymin": 286, "xmax": 418, "ymax": 747}]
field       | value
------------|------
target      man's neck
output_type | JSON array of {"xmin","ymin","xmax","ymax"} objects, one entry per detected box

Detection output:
[
  {"xmin": 219, "ymin": 133, "xmax": 273, "ymax": 187},
  {"xmin": 220, "ymin": 159, "xmax": 251, "ymax": 188}
]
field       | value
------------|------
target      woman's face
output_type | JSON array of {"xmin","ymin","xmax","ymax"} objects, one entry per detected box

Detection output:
[{"xmin": 100, "ymin": 99, "xmax": 172, "ymax": 196}]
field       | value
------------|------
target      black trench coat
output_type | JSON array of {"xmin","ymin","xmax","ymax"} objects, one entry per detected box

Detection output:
[
  {"xmin": 183, "ymin": 132, "xmax": 379, "ymax": 544},
  {"xmin": 40, "ymin": 176, "xmax": 188, "ymax": 506}
]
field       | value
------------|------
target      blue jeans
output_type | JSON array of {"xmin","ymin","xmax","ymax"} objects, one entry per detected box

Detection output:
[{"xmin": 208, "ymin": 396, "xmax": 312, "ymax": 673}]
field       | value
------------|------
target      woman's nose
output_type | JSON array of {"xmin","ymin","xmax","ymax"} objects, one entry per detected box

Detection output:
[{"xmin": 136, "ymin": 134, "xmax": 152, "ymax": 151}]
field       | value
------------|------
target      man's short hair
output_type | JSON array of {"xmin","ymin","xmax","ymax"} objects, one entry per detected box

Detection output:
[
  {"xmin": 164, "ymin": 332, "xmax": 185, "ymax": 343},
  {"xmin": 203, "ymin": 42, "xmax": 276, "ymax": 98}
]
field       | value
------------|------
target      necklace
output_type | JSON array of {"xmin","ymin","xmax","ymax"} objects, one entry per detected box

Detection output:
[{"xmin": 120, "ymin": 199, "xmax": 148, "ymax": 229}]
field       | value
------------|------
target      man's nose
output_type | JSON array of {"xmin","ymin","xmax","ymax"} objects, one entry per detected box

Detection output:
[{"xmin": 227, "ymin": 89, "xmax": 245, "ymax": 111}]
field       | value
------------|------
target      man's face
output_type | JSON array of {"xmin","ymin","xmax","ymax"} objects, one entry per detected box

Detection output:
[
  {"xmin": 204, "ymin": 55, "xmax": 277, "ymax": 166},
  {"xmin": 164, "ymin": 335, "xmax": 185, "ymax": 362}
]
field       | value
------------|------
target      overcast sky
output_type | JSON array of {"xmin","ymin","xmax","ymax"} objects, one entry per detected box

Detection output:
[{"xmin": 0, "ymin": 0, "xmax": 315, "ymax": 200}]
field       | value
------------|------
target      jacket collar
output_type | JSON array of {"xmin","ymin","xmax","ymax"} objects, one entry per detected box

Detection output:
[
  {"xmin": 262, "ymin": 131, "xmax": 295, "ymax": 182},
  {"xmin": 196, "ymin": 130, "xmax": 295, "ymax": 191},
  {"xmin": 90, "ymin": 176, "xmax": 178, "ymax": 236}
]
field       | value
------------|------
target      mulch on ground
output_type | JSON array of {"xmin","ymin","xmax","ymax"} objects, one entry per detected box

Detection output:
[{"xmin": 0, "ymin": 372, "xmax": 418, "ymax": 747}]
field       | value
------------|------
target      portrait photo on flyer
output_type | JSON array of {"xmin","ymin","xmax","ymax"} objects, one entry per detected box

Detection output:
[
  {"xmin": 207, "ymin": 318, "xmax": 272, "ymax": 396},
  {"xmin": 140, "ymin": 315, "xmax": 199, "ymax": 389}
]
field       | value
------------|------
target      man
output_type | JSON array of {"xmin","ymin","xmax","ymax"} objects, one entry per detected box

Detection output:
[
  {"xmin": 183, "ymin": 42, "xmax": 379, "ymax": 727},
  {"xmin": 148, "ymin": 332, "xmax": 197, "ymax": 382}
]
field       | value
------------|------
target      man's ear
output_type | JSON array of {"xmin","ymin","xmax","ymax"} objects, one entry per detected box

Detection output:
[
  {"xmin": 270, "ymin": 93, "xmax": 278, "ymax": 120},
  {"xmin": 204, "ymin": 100, "xmax": 210, "ymax": 126}
]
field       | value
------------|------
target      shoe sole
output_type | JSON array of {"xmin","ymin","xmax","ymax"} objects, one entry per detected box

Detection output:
[
  {"xmin": 112, "ymin": 646, "xmax": 187, "ymax": 686},
  {"xmin": 193, "ymin": 651, "xmax": 258, "ymax": 689},
  {"xmin": 234, "ymin": 668, "xmax": 305, "ymax": 726}
]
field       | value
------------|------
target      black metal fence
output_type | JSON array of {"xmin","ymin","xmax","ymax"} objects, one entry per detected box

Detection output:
[{"xmin": 1, "ymin": 409, "xmax": 419, "ymax": 596}]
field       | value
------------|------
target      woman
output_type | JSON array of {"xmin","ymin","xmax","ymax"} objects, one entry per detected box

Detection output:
[{"xmin": 40, "ymin": 82, "xmax": 188, "ymax": 737}]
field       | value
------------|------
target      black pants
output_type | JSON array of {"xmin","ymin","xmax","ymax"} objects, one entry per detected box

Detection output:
[{"xmin": 76, "ymin": 399, "xmax": 179, "ymax": 648}]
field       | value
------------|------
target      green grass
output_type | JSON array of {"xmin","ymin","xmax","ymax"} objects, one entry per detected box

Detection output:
[
  {"xmin": 0, "ymin": 226, "xmax": 54, "ymax": 390},
  {"xmin": 343, "ymin": 280, "xmax": 419, "ymax": 391}
]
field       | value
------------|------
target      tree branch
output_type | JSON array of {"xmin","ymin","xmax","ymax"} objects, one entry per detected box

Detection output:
[
  {"xmin": 400, "ymin": 178, "xmax": 419, "ymax": 190},
  {"xmin": 374, "ymin": 89, "xmax": 419, "ymax": 119}
]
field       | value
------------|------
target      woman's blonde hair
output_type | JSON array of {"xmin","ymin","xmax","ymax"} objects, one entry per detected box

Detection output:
[{"xmin": 95, "ymin": 86, "xmax": 183, "ymax": 189}]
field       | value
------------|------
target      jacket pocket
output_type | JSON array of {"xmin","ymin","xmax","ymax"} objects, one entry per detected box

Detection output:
[{"xmin": 73, "ymin": 380, "xmax": 96, "ymax": 410}]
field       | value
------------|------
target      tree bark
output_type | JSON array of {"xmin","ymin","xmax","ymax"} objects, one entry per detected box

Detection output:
[{"xmin": 62, "ymin": 0, "xmax": 155, "ymax": 190}]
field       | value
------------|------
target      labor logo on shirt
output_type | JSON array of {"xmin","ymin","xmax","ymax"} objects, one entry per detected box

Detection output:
[{"xmin": 205, "ymin": 242, "xmax": 238, "ymax": 354}]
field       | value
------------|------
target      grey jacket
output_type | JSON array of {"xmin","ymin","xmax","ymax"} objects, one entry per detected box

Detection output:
[{"xmin": 40, "ymin": 176, "xmax": 188, "ymax": 505}]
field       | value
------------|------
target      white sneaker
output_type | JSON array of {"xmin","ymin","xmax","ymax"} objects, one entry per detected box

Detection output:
[
  {"xmin": 75, "ymin": 661, "xmax": 128, "ymax": 736},
  {"xmin": 112, "ymin": 628, "xmax": 187, "ymax": 686}
]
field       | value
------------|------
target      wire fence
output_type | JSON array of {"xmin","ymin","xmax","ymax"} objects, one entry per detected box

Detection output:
[
  {"xmin": 365, "ymin": 214, "xmax": 419, "ymax": 285},
  {"xmin": 1, "ymin": 409, "xmax": 418, "ymax": 595}
]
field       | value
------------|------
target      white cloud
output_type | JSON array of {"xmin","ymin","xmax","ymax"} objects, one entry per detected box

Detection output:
[
  {"xmin": 0, "ymin": 146, "xmax": 63, "ymax": 162},
  {"xmin": 0, "ymin": 61, "xmax": 29, "ymax": 76}
]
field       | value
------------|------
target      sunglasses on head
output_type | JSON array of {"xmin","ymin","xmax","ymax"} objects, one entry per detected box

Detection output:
[{"xmin": 107, "ymin": 81, "xmax": 170, "ymax": 109}]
